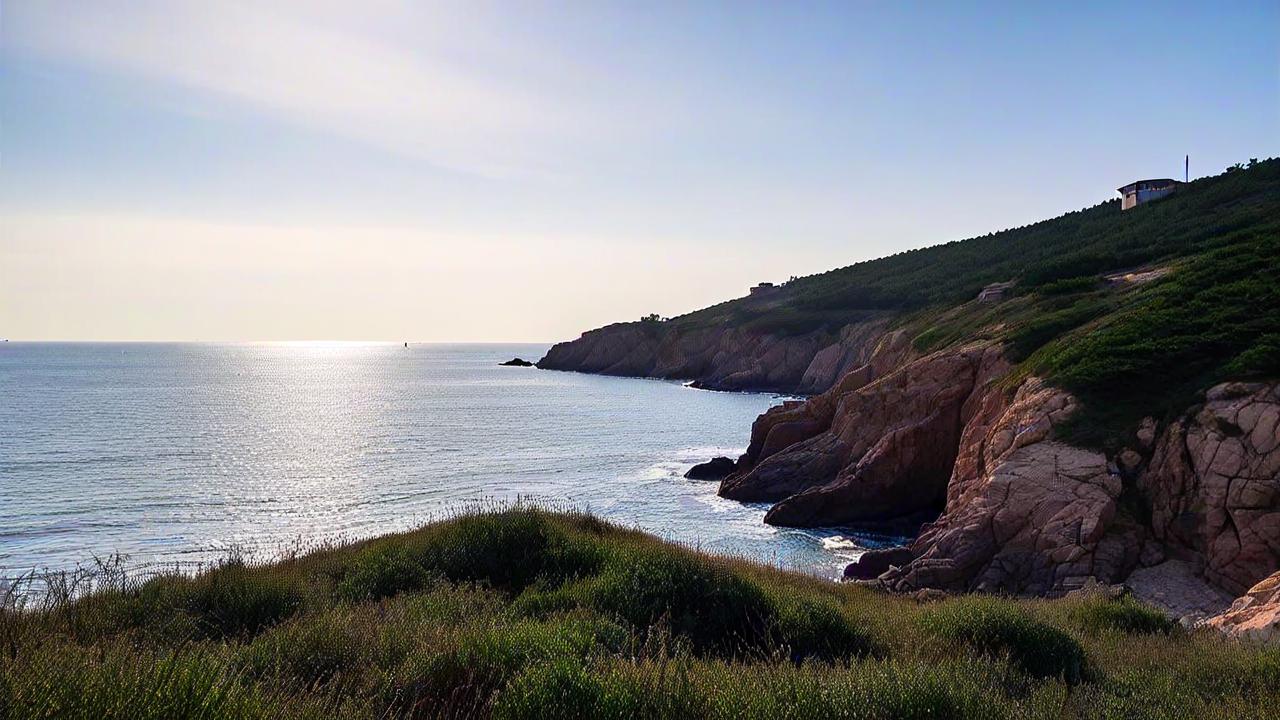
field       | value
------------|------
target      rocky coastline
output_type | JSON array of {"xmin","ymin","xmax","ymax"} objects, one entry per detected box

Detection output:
[
  {"xmin": 536, "ymin": 318, "xmax": 891, "ymax": 394},
  {"xmin": 538, "ymin": 322, "xmax": 1280, "ymax": 638}
]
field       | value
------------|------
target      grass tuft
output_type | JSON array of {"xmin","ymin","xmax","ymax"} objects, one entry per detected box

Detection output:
[{"xmin": 921, "ymin": 596, "xmax": 1087, "ymax": 683}]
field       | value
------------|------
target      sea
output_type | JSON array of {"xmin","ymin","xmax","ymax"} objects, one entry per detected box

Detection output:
[{"xmin": 0, "ymin": 342, "xmax": 904, "ymax": 582}]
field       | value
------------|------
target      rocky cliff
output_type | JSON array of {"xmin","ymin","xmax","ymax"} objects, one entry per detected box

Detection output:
[
  {"xmin": 715, "ymin": 335, "xmax": 1280, "ymax": 614},
  {"xmin": 537, "ymin": 318, "xmax": 890, "ymax": 394},
  {"xmin": 538, "ymin": 163, "xmax": 1280, "ymax": 638}
]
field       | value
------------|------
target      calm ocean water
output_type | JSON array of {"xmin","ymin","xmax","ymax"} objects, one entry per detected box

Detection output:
[{"xmin": 0, "ymin": 342, "xmax": 899, "ymax": 580}]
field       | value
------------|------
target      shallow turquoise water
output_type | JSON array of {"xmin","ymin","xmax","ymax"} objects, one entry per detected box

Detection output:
[{"xmin": 0, "ymin": 342, "xmax": 901, "ymax": 579}]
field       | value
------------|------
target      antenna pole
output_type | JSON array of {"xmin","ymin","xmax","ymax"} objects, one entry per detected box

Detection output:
[{"xmin": 1185, "ymin": 155, "xmax": 1189, "ymax": 182}]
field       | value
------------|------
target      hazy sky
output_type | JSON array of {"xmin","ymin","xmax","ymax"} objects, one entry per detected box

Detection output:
[{"xmin": 2, "ymin": 1, "xmax": 1277, "ymax": 341}]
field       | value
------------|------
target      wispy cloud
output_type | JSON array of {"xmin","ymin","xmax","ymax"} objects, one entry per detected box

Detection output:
[{"xmin": 6, "ymin": 1, "xmax": 619, "ymax": 178}]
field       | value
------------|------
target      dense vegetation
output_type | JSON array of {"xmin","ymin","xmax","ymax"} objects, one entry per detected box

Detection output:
[
  {"xmin": 653, "ymin": 160, "xmax": 1280, "ymax": 445},
  {"xmin": 671, "ymin": 158, "xmax": 1279, "ymax": 333},
  {"xmin": 5, "ymin": 508, "xmax": 1278, "ymax": 719}
]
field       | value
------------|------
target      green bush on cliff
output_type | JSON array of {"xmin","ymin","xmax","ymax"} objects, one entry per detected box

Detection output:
[
  {"xmin": 3, "ymin": 508, "xmax": 1278, "ymax": 719},
  {"xmin": 1032, "ymin": 229, "xmax": 1280, "ymax": 446}
]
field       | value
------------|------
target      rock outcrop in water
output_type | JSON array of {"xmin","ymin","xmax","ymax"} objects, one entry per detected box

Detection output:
[
  {"xmin": 684, "ymin": 457, "xmax": 736, "ymax": 480},
  {"xmin": 537, "ymin": 318, "xmax": 891, "ymax": 394},
  {"xmin": 843, "ymin": 546, "xmax": 913, "ymax": 581}
]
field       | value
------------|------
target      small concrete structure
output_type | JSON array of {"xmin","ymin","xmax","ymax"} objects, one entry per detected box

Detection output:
[
  {"xmin": 749, "ymin": 282, "xmax": 777, "ymax": 295},
  {"xmin": 977, "ymin": 281, "xmax": 1015, "ymax": 303},
  {"xmin": 1118, "ymin": 178, "xmax": 1182, "ymax": 210}
]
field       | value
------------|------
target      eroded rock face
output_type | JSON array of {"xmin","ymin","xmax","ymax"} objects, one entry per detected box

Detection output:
[
  {"xmin": 769, "ymin": 347, "xmax": 1004, "ymax": 527},
  {"xmin": 714, "ymin": 336, "xmax": 1277, "ymax": 601},
  {"xmin": 546, "ymin": 304, "xmax": 1277, "ymax": 602},
  {"xmin": 538, "ymin": 318, "xmax": 892, "ymax": 394},
  {"xmin": 883, "ymin": 380, "xmax": 1141, "ymax": 595},
  {"xmin": 1202, "ymin": 570, "xmax": 1280, "ymax": 644},
  {"xmin": 718, "ymin": 337, "xmax": 975, "ymax": 525},
  {"xmin": 1140, "ymin": 382, "xmax": 1280, "ymax": 595}
]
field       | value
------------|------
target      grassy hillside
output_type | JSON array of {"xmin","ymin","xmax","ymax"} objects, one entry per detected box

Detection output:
[
  {"xmin": 656, "ymin": 160, "xmax": 1280, "ymax": 446},
  {"xmin": 4, "ymin": 508, "xmax": 1278, "ymax": 719},
  {"xmin": 671, "ymin": 159, "xmax": 1279, "ymax": 334}
]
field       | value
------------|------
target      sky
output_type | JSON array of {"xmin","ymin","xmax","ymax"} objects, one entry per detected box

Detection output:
[{"xmin": 2, "ymin": 1, "xmax": 1277, "ymax": 342}]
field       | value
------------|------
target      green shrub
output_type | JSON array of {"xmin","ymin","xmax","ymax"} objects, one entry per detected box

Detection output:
[
  {"xmin": 584, "ymin": 548, "xmax": 774, "ymax": 656},
  {"xmin": 336, "ymin": 544, "xmax": 434, "ymax": 602},
  {"xmin": 241, "ymin": 614, "xmax": 362, "ymax": 686},
  {"xmin": 10, "ymin": 509, "xmax": 1280, "ymax": 719},
  {"xmin": 413, "ymin": 510, "xmax": 605, "ymax": 591},
  {"xmin": 1067, "ymin": 596, "xmax": 1176, "ymax": 636},
  {"xmin": 1036, "ymin": 232, "xmax": 1280, "ymax": 447},
  {"xmin": 1006, "ymin": 297, "xmax": 1109, "ymax": 361},
  {"xmin": 1225, "ymin": 332, "xmax": 1280, "ymax": 377},
  {"xmin": 387, "ymin": 615, "xmax": 625, "ymax": 715},
  {"xmin": 492, "ymin": 659, "xmax": 648, "ymax": 720},
  {"xmin": 183, "ymin": 562, "xmax": 304, "ymax": 638},
  {"xmin": 770, "ymin": 596, "xmax": 880, "ymax": 662},
  {"xmin": 1036, "ymin": 276, "xmax": 1101, "ymax": 296},
  {"xmin": 922, "ymin": 596, "xmax": 1086, "ymax": 682},
  {"xmin": 82, "ymin": 563, "xmax": 304, "ymax": 641}
]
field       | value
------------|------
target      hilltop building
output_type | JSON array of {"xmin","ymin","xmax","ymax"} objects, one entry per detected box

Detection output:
[
  {"xmin": 749, "ymin": 282, "xmax": 777, "ymax": 295},
  {"xmin": 1118, "ymin": 178, "xmax": 1182, "ymax": 210}
]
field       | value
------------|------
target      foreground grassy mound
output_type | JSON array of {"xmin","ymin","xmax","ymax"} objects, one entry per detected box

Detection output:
[{"xmin": 3, "ymin": 509, "xmax": 1278, "ymax": 718}]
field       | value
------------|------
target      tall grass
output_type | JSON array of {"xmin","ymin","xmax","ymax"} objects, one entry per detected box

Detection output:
[{"xmin": 2, "ymin": 508, "xmax": 1276, "ymax": 718}]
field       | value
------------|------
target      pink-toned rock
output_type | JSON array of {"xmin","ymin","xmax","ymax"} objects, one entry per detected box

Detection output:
[
  {"xmin": 1203, "ymin": 571, "xmax": 1280, "ymax": 644},
  {"xmin": 797, "ymin": 321, "xmax": 896, "ymax": 394},
  {"xmin": 719, "ymin": 343, "xmax": 998, "ymax": 526},
  {"xmin": 1139, "ymin": 383, "xmax": 1280, "ymax": 595},
  {"xmin": 882, "ymin": 379, "xmax": 1141, "ymax": 595}
]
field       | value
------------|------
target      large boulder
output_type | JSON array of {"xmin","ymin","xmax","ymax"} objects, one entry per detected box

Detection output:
[
  {"xmin": 1139, "ymin": 382, "xmax": 1280, "ymax": 595},
  {"xmin": 684, "ymin": 457, "xmax": 736, "ymax": 481},
  {"xmin": 843, "ymin": 546, "xmax": 914, "ymax": 581}
]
